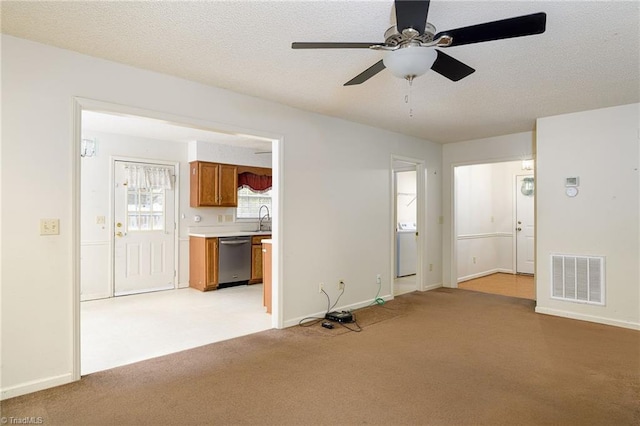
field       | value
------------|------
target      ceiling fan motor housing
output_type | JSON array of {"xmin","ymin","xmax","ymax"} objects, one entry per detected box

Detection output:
[{"xmin": 384, "ymin": 23, "xmax": 436, "ymax": 47}]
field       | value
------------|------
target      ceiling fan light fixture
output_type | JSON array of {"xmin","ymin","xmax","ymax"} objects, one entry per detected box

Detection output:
[{"xmin": 383, "ymin": 46, "xmax": 437, "ymax": 80}]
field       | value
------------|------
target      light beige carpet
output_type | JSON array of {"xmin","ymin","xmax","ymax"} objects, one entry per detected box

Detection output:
[{"xmin": 2, "ymin": 288, "xmax": 638, "ymax": 425}]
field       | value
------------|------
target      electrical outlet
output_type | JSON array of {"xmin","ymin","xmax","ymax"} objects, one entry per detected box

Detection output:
[
  {"xmin": 338, "ymin": 280, "xmax": 345, "ymax": 291},
  {"xmin": 376, "ymin": 274, "xmax": 381, "ymax": 285},
  {"xmin": 429, "ymin": 263, "xmax": 433, "ymax": 272},
  {"xmin": 40, "ymin": 218, "xmax": 60, "ymax": 235},
  {"xmin": 473, "ymin": 257, "xmax": 477, "ymax": 264},
  {"xmin": 319, "ymin": 282, "xmax": 324, "ymax": 293}
]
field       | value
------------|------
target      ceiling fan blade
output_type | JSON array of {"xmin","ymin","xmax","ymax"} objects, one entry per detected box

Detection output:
[
  {"xmin": 395, "ymin": 0, "xmax": 431, "ymax": 35},
  {"xmin": 431, "ymin": 50, "xmax": 475, "ymax": 82},
  {"xmin": 344, "ymin": 60, "xmax": 386, "ymax": 86},
  {"xmin": 435, "ymin": 12, "xmax": 546, "ymax": 47},
  {"xmin": 292, "ymin": 42, "xmax": 380, "ymax": 49}
]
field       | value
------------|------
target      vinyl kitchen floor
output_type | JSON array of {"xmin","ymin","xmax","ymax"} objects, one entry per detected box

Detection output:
[
  {"xmin": 81, "ymin": 284, "xmax": 272, "ymax": 375},
  {"xmin": 394, "ymin": 275, "xmax": 417, "ymax": 296}
]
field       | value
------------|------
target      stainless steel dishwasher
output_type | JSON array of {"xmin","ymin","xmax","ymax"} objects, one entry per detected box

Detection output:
[{"xmin": 217, "ymin": 236, "xmax": 252, "ymax": 287}]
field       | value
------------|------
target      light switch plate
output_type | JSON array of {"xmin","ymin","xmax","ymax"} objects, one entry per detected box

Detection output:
[{"xmin": 40, "ymin": 218, "xmax": 60, "ymax": 235}]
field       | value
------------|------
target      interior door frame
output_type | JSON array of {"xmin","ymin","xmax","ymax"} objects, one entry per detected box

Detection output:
[
  {"xmin": 110, "ymin": 157, "xmax": 180, "ymax": 296},
  {"xmin": 72, "ymin": 97, "xmax": 284, "ymax": 382},
  {"xmin": 390, "ymin": 155, "xmax": 426, "ymax": 296}
]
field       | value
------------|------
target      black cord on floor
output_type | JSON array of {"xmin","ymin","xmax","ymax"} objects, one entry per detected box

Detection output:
[{"xmin": 338, "ymin": 319, "xmax": 362, "ymax": 333}]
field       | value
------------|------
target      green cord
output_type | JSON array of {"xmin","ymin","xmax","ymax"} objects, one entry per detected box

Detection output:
[{"xmin": 369, "ymin": 280, "xmax": 385, "ymax": 306}]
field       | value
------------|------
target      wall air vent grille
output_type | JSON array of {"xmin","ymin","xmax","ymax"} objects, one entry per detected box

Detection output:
[{"xmin": 551, "ymin": 254, "xmax": 604, "ymax": 305}]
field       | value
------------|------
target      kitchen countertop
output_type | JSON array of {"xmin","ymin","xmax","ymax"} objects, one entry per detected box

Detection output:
[{"xmin": 189, "ymin": 231, "xmax": 272, "ymax": 238}]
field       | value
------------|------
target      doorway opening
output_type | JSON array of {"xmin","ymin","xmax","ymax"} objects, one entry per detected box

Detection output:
[
  {"xmin": 391, "ymin": 157, "xmax": 424, "ymax": 296},
  {"xmin": 77, "ymin": 102, "xmax": 279, "ymax": 375},
  {"xmin": 453, "ymin": 160, "xmax": 535, "ymax": 300}
]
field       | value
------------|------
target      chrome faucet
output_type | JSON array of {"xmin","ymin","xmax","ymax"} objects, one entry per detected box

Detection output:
[{"xmin": 258, "ymin": 205, "xmax": 270, "ymax": 232}]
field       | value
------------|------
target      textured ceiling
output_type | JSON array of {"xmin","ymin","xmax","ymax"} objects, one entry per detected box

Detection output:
[{"xmin": 2, "ymin": 1, "xmax": 639, "ymax": 144}]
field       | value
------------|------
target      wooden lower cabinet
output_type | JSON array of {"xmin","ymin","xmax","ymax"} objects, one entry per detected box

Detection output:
[
  {"xmin": 250, "ymin": 235, "xmax": 270, "ymax": 284},
  {"xmin": 189, "ymin": 236, "xmax": 218, "ymax": 291},
  {"xmin": 262, "ymin": 242, "xmax": 272, "ymax": 314}
]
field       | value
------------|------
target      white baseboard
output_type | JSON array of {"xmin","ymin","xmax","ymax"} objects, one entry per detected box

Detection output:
[
  {"xmin": 458, "ymin": 268, "xmax": 513, "ymax": 283},
  {"xmin": 422, "ymin": 282, "xmax": 442, "ymax": 291},
  {"xmin": 284, "ymin": 294, "xmax": 394, "ymax": 328},
  {"xmin": 535, "ymin": 307, "xmax": 640, "ymax": 331},
  {"xmin": 1, "ymin": 373, "xmax": 75, "ymax": 401}
]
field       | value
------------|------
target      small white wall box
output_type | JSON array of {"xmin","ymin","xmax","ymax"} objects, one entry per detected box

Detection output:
[
  {"xmin": 565, "ymin": 177, "xmax": 579, "ymax": 197},
  {"xmin": 565, "ymin": 177, "xmax": 579, "ymax": 187}
]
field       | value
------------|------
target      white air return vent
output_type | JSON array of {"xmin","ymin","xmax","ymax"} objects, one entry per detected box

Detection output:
[{"xmin": 551, "ymin": 254, "xmax": 605, "ymax": 305}]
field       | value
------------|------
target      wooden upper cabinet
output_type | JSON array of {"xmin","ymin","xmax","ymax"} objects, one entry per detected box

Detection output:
[
  {"xmin": 218, "ymin": 164, "xmax": 238, "ymax": 207},
  {"xmin": 190, "ymin": 161, "xmax": 238, "ymax": 207}
]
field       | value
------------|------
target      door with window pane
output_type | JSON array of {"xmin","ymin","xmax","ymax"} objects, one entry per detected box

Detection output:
[{"xmin": 113, "ymin": 161, "xmax": 176, "ymax": 296}]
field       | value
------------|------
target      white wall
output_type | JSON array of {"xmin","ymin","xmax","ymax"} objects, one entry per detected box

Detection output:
[
  {"xmin": 455, "ymin": 161, "xmax": 529, "ymax": 281},
  {"xmin": 442, "ymin": 132, "xmax": 535, "ymax": 287},
  {"xmin": 535, "ymin": 103, "xmax": 639, "ymax": 329},
  {"xmin": 0, "ymin": 35, "xmax": 443, "ymax": 399}
]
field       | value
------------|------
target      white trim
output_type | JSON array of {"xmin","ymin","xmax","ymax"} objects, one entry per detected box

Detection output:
[
  {"xmin": 457, "ymin": 232, "xmax": 512, "ymax": 240},
  {"xmin": 458, "ymin": 268, "xmax": 514, "ymax": 283},
  {"xmin": 71, "ymin": 99, "xmax": 82, "ymax": 383},
  {"xmin": 284, "ymin": 295, "xmax": 395, "ymax": 328},
  {"xmin": 535, "ymin": 307, "xmax": 639, "ymax": 331},
  {"xmin": 286, "ymin": 282, "xmax": 442, "ymax": 328},
  {"xmin": 422, "ymin": 282, "xmax": 443, "ymax": 291},
  {"xmin": 1, "ymin": 373, "xmax": 74, "ymax": 401}
]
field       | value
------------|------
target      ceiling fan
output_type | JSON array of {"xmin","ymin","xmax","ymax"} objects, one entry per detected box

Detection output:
[{"xmin": 292, "ymin": 0, "xmax": 546, "ymax": 86}]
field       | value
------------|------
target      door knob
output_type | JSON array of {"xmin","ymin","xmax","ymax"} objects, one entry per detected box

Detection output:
[
  {"xmin": 516, "ymin": 227, "xmax": 522, "ymax": 231},
  {"xmin": 116, "ymin": 231, "xmax": 124, "ymax": 237}
]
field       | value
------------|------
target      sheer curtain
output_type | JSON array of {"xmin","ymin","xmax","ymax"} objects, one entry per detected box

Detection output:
[{"xmin": 124, "ymin": 164, "xmax": 173, "ymax": 190}]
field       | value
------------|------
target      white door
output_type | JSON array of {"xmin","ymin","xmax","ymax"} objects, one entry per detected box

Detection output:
[
  {"xmin": 113, "ymin": 161, "xmax": 176, "ymax": 296},
  {"xmin": 516, "ymin": 175, "xmax": 535, "ymax": 274}
]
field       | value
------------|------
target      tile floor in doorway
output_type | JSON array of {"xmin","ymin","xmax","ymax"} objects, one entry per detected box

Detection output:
[
  {"xmin": 394, "ymin": 275, "xmax": 417, "ymax": 296},
  {"xmin": 81, "ymin": 284, "xmax": 272, "ymax": 375}
]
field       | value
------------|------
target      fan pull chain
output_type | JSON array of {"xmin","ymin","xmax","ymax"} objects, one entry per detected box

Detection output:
[{"xmin": 404, "ymin": 77, "xmax": 414, "ymax": 118}]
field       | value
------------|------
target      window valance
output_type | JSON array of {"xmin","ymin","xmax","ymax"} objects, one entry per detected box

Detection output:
[
  {"xmin": 124, "ymin": 164, "xmax": 173, "ymax": 190},
  {"xmin": 238, "ymin": 172, "xmax": 272, "ymax": 193}
]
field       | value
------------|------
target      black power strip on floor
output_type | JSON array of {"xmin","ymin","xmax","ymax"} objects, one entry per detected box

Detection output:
[{"xmin": 325, "ymin": 311, "xmax": 354, "ymax": 323}]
